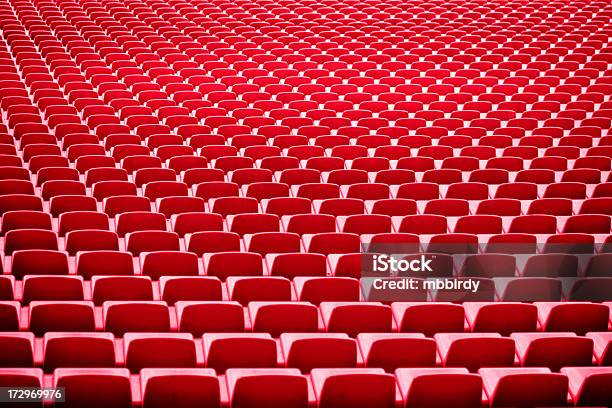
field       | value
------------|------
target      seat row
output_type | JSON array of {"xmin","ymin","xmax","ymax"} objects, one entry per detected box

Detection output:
[
  {"xmin": 0, "ymin": 330, "xmax": 610, "ymax": 373},
  {"xmin": 2, "ymin": 365, "xmax": 610, "ymax": 407},
  {"xmin": 3, "ymin": 208, "xmax": 612, "ymax": 239},
  {"xmin": 1, "ymin": 300, "xmax": 610, "ymax": 337},
  {"xmin": 3, "ymin": 243, "xmax": 612, "ymax": 275},
  {"xmin": 3, "ymin": 271, "xmax": 612, "ymax": 304}
]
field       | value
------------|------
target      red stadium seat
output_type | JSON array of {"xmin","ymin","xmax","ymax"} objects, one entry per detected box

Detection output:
[
  {"xmin": 43, "ymin": 333, "xmax": 115, "ymax": 372},
  {"xmin": 226, "ymin": 368, "xmax": 308, "ymax": 408},
  {"xmin": 124, "ymin": 333, "xmax": 197, "ymax": 372},
  {"xmin": 54, "ymin": 368, "xmax": 132, "ymax": 408},
  {"xmin": 0, "ymin": 0, "xmax": 609, "ymax": 399},
  {"xmin": 141, "ymin": 368, "xmax": 219, "ymax": 407},
  {"xmin": 311, "ymin": 368, "xmax": 396, "ymax": 408},
  {"xmin": 479, "ymin": 368, "xmax": 568, "ymax": 408},
  {"xmin": 321, "ymin": 302, "xmax": 392, "ymax": 337},
  {"xmin": 396, "ymin": 368, "xmax": 482, "ymax": 408},
  {"xmin": 203, "ymin": 333, "xmax": 277, "ymax": 372},
  {"xmin": 103, "ymin": 301, "xmax": 170, "ymax": 336},
  {"xmin": 435, "ymin": 333, "xmax": 516, "ymax": 372},
  {"xmin": 513, "ymin": 332, "xmax": 593, "ymax": 371}
]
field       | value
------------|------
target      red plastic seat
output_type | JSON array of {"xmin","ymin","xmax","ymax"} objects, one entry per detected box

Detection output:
[
  {"xmin": 91, "ymin": 276, "xmax": 153, "ymax": 305},
  {"xmin": 103, "ymin": 301, "xmax": 170, "ymax": 336},
  {"xmin": 321, "ymin": 302, "xmax": 392, "ymax": 337},
  {"xmin": 29, "ymin": 301, "xmax": 96, "ymax": 336},
  {"xmin": 396, "ymin": 368, "xmax": 482, "ymax": 408},
  {"xmin": 465, "ymin": 302, "xmax": 537, "ymax": 336},
  {"xmin": 304, "ymin": 233, "xmax": 361, "ymax": 255},
  {"xmin": 479, "ymin": 367, "xmax": 568, "ymax": 408},
  {"xmin": 512, "ymin": 332, "xmax": 593, "ymax": 371},
  {"xmin": 115, "ymin": 212, "xmax": 166, "ymax": 237},
  {"xmin": 436, "ymin": 333, "xmax": 515, "ymax": 372},
  {"xmin": 536, "ymin": 302, "xmax": 609, "ymax": 335},
  {"xmin": 311, "ymin": 368, "xmax": 396, "ymax": 408},
  {"xmin": 359, "ymin": 333, "xmax": 436, "ymax": 372},
  {"xmin": 4, "ymin": 229, "xmax": 58, "ymax": 255},
  {"xmin": 203, "ymin": 333, "xmax": 277, "ymax": 372},
  {"xmin": 205, "ymin": 252, "xmax": 263, "ymax": 280},
  {"xmin": 124, "ymin": 333, "xmax": 196, "ymax": 372},
  {"xmin": 54, "ymin": 368, "xmax": 132, "ymax": 408},
  {"xmin": 226, "ymin": 368, "xmax": 308, "ymax": 408},
  {"xmin": 0, "ymin": 332, "xmax": 34, "ymax": 367},
  {"xmin": 141, "ymin": 368, "xmax": 219, "ymax": 408},
  {"xmin": 227, "ymin": 276, "xmax": 292, "ymax": 306},
  {"xmin": 1, "ymin": 210, "xmax": 51, "ymax": 234},
  {"xmin": 227, "ymin": 213, "xmax": 280, "ymax": 236},
  {"xmin": 249, "ymin": 301, "xmax": 319, "ymax": 336},
  {"xmin": 11, "ymin": 249, "xmax": 68, "ymax": 279},
  {"xmin": 22, "ymin": 275, "xmax": 84, "ymax": 304},
  {"xmin": 393, "ymin": 302, "xmax": 465, "ymax": 337},
  {"xmin": 562, "ymin": 367, "xmax": 612, "ymax": 407},
  {"xmin": 58, "ymin": 211, "xmax": 109, "ymax": 236},
  {"xmin": 43, "ymin": 332, "xmax": 115, "ymax": 372}
]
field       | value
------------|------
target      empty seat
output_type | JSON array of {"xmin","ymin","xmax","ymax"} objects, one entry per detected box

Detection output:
[
  {"xmin": 248, "ymin": 300, "xmax": 318, "ymax": 335},
  {"xmin": 1, "ymin": 210, "xmax": 51, "ymax": 234},
  {"xmin": 58, "ymin": 211, "xmax": 109, "ymax": 236},
  {"xmin": 4, "ymin": 229, "xmax": 58, "ymax": 254},
  {"xmin": 43, "ymin": 333, "xmax": 115, "ymax": 372},
  {"xmin": 228, "ymin": 277, "xmax": 292, "ymax": 306},
  {"xmin": 92, "ymin": 276, "xmax": 154, "ymax": 305},
  {"xmin": 226, "ymin": 368, "xmax": 308, "ymax": 408},
  {"xmin": 513, "ymin": 332, "xmax": 594, "ymax": 371},
  {"xmin": 22, "ymin": 275, "xmax": 84, "ymax": 304},
  {"xmin": 177, "ymin": 301, "xmax": 244, "ymax": 335},
  {"xmin": 0, "ymin": 333, "xmax": 34, "ymax": 368},
  {"xmin": 103, "ymin": 301, "xmax": 170, "ymax": 336},
  {"xmin": 284, "ymin": 214, "xmax": 336, "ymax": 235},
  {"xmin": 479, "ymin": 367, "xmax": 568, "ymax": 408},
  {"xmin": 126, "ymin": 231, "xmax": 180, "ymax": 255},
  {"xmin": 561, "ymin": 367, "xmax": 612, "ymax": 407},
  {"xmin": 156, "ymin": 197, "xmax": 205, "ymax": 218},
  {"xmin": 304, "ymin": 233, "xmax": 361, "ymax": 255},
  {"xmin": 140, "ymin": 368, "xmax": 220, "ymax": 408},
  {"xmin": 321, "ymin": 302, "xmax": 392, "ymax": 337},
  {"xmin": 76, "ymin": 251, "xmax": 134, "ymax": 279},
  {"xmin": 205, "ymin": 252, "xmax": 263, "ymax": 280},
  {"xmin": 464, "ymin": 303, "xmax": 537, "ymax": 336},
  {"xmin": 186, "ymin": 231, "xmax": 241, "ymax": 256},
  {"xmin": 29, "ymin": 301, "xmax": 96, "ymax": 336},
  {"xmin": 54, "ymin": 368, "xmax": 132, "ymax": 408},
  {"xmin": 393, "ymin": 303, "xmax": 465, "ymax": 337},
  {"xmin": 203, "ymin": 333, "xmax": 277, "ymax": 372},
  {"xmin": 116, "ymin": 212, "xmax": 166, "ymax": 237},
  {"xmin": 396, "ymin": 368, "xmax": 482, "ymax": 408},
  {"xmin": 435, "ymin": 333, "xmax": 515, "ymax": 372},
  {"xmin": 536, "ymin": 302, "xmax": 609, "ymax": 335},
  {"xmin": 359, "ymin": 333, "xmax": 436, "ymax": 372},
  {"xmin": 11, "ymin": 250, "xmax": 69, "ymax": 279},
  {"xmin": 140, "ymin": 252, "xmax": 199, "ymax": 279},
  {"xmin": 339, "ymin": 215, "xmax": 392, "ymax": 235},
  {"xmin": 124, "ymin": 333, "xmax": 197, "ymax": 372},
  {"xmin": 159, "ymin": 276, "xmax": 222, "ymax": 305},
  {"xmin": 228, "ymin": 214, "xmax": 280, "ymax": 236},
  {"xmin": 522, "ymin": 254, "xmax": 578, "ymax": 277},
  {"xmin": 171, "ymin": 213, "xmax": 224, "ymax": 237},
  {"xmin": 281, "ymin": 333, "xmax": 357, "ymax": 372},
  {"xmin": 267, "ymin": 253, "xmax": 327, "ymax": 278},
  {"xmin": 311, "ymin": 368, "xmax": 396, "ymax": 408},
  {"xmin": 294, "ymin": 277, "xmax": 360, "ymax": 305}
]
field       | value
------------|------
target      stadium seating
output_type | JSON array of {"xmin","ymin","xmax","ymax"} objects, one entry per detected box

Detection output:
[{"xmin": 0, "ymin": 0, "xmax": 610, "ymax": 405}]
